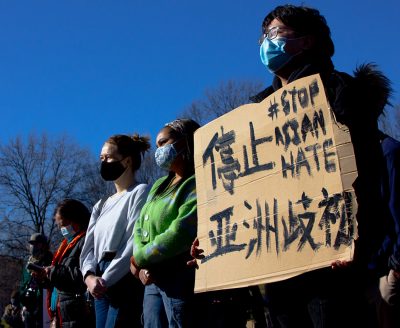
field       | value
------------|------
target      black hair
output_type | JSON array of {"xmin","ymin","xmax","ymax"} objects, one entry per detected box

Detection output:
[
  {"xmin": 262, "ymin": 5, "xmax": 334, "ymax": 58},
  {"xmin": 53, "ymin": 199, "xmax": 91, "ymax": 230},
  {"xmin": 155, "ymin": 118, "xmax": 200, "ymax": 196},
  {"xmin": 106, "ymin": 134, "xmax": 151, "ymax": 171},
  {"xmin": 165, "ymin": 118, "xmax": 200, "ymax": 171}
]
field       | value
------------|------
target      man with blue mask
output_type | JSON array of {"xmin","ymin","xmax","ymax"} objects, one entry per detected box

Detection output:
[
  {"xmin": 259, "ymin": 24, "xmax": 309, "ymax": 74},
  {"xmin": 251, "ymin": 4, "xmax": 393, "ymax": 328}
]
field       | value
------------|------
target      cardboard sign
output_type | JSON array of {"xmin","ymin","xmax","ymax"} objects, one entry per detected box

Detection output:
[{"xmin": 194, "ymin": 74, "xmax": 358, "ymax": 293}]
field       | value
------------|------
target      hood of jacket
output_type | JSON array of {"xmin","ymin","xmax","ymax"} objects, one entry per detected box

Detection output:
[{"xmin": 251, "ymin": 62, "xmax": 391, "ymax": 124}]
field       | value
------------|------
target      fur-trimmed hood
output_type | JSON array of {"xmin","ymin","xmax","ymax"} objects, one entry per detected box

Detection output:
[
  {"xmin": 353, "ymin": 63, "xmax": 392, "ymax": 120},
  {"xmin": 251, "ymin": 61, "xmax": 392, "ymax": 126}
]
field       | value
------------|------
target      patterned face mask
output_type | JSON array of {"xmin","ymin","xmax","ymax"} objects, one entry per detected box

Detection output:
[{"xmin": 155, "ymin": 142, "xmax": 179, "ymax": 170}]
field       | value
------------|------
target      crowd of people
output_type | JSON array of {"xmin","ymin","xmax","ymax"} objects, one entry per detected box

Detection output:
[{"xmin": 1, "ymin": 4, "xmax": 399, "ymax": 328}]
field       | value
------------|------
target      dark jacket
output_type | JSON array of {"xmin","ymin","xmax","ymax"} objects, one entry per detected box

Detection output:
[
  {"xmin": 251, "ymin": 59, "xmax": 392, "ymax": 272},
  {"xmin": 375, "ymin": 134, "xmax": 400, "ymax": 274},
  {"xmin": 20, "ymin": 251, "xmax": 53, "ymax": 320},
  {"xmin": 48, "ymin": 237, "xmax": 92, "ymax": 328},
  {"xmin": 252, "ymin": 59, "xmax": 392, "ymax": 327}
]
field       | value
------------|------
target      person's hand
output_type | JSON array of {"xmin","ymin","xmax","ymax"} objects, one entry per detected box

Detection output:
[
  {"xmin": 30, "ymin": 267, "xmax": 47, "ymax": 282},
  {"xmin": 44, "ymin": 266, "xmax": 53, "ymax": 278},
  {"xmin": 392, "ymin": 269, "xmax": 400, "ymax": 279},
  {"xmin": 379, "ymin": 269, "xmax": 400, "ymax": 305},
  {"xmin": 139, "ymin": 269, "xmax": 154, "ymax": 286},
  {"xmin": 187, "ymin": 237, "xmax": 204, "ymax": 269},
  {"xmin": 331, "ymin": 260, "xmax": 352, "ymax": 270},
  {"xmin": 85, "ymin": 274, "xmax": 107, "ymax": 299},
  {"xmin": 130, "ymin": 256, "xmax": 140, "ymax": 279}
]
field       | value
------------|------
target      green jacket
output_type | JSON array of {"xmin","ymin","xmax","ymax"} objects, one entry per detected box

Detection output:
[{"xmin": 133, "ymin": 174, "xmax": 197, "ymax": 268}]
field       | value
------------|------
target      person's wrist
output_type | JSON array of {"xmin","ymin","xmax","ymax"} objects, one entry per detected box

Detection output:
[
  {"xmin": 130, "ymin": 255, "xmax": 139, "ymax": 268},
  {"xmin": 391, "ymin": 269, "xmax": 400, "ymax": 279},
  {"xmin": 84, "ymin": 271, "xmax": 95, "ymax": 282}
]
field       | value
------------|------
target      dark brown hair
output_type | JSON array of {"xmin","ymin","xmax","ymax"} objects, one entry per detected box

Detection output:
[
  {"xmin": 53, "ymin": 199, "xmax": 91, "ymax": 230},
  {"xmin": 106, "ymin": 134, "xmax": 151, "ymax": 171},
  {"xmin": 155, "ymin": 118, "xmax": 200, "ymax": 196}
]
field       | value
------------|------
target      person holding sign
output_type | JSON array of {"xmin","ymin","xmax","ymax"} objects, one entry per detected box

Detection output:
[
  {"xmin": 131, "ymin": 119, "xmax": 200, "ymax": 328},
  {"xmin": 252, "ymin": 4, "xmax": 392, "ymax": 327}
]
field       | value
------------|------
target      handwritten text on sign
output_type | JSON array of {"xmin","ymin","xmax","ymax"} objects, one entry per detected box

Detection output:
[{"xmin": 194, "ymin": 75, "xmax": 356, "ymax": 292}]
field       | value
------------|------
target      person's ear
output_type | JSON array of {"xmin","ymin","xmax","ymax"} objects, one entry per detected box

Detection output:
[
  {"xmin": 71, "ymin": 222, "xmax": 80, "ymax": 232},
  {"xmin": 123, "ymin": 156, "xmax": 132, "ymax": 168}
]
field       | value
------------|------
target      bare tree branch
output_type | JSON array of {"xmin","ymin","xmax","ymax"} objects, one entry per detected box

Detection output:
[
  {"xmin": 0, "ymin": 133, "xmax": 105, "ymax": 258},
  {"xmin": 180, "ymin": 79, "xmax": 264, "ymax": 125}
]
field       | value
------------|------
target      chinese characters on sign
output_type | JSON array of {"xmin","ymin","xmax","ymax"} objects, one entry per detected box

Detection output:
[{"xmin": 194, "ymin": 75, "xmax": 357, "ymax": 292}]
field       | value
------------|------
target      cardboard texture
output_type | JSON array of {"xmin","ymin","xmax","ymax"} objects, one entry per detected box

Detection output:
[{"xmin": 193, "ymin": 74, "xmax": 358, "ymax": 293}]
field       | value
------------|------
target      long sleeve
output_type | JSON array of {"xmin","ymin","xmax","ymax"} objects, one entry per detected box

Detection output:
[
  {"xmin": 79, "ymin": 200, "xmax": 100, "ymax": 279},
  {"xmin": 385, "ymin": 138, "xmax": 400, "ymax": 271},
  {"xmin": 133, "ymin": 176, "xmax": 197, "ymax": 267},
  {"xmin": 101, "ymin": 185, "xmax": 149, "ymax": 286},
  {"xmin": 49, "ymin": 239, "xmax": 86, "ymax": 294},
  {"xmin": 79, "ymin": 184, "xmax": 149, "ymax": 287}
]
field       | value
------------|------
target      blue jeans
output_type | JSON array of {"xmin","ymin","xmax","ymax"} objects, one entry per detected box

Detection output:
[
  {"xmin": 95, "ymin": 259, "xmax": 143, "ymax": 328},
  {"xmin": 95, "ymin": 296, "xmax": 119, "ymax": 328},
  {"xmin": 143, "ymin": 284, "xmax": 191, "ymax": 328},
  {"xmin": 95, "ymin": 260, "xmax": 118, "ymax": 328}
]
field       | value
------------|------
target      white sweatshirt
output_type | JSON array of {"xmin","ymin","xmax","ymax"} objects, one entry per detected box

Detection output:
[{"xmin": 80, "ymin": 183, "xmax": 149, "ymax": 287}]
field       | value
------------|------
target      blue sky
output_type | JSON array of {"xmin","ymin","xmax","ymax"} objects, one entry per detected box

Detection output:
[{"xmin": 0, "ymin": 0, "xmax": 399, "ymax": 155}]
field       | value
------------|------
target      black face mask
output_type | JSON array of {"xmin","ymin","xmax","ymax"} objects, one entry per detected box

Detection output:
[{"xmin": 100, "ymin": 160, "xmax": 127, "ymax": 181}]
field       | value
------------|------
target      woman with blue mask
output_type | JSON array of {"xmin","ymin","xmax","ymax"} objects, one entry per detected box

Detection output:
[
  {"xmin": 41, "ymin": 199, "xmax": 93, "ymax": 328},
  {"xmin": 131, "ymin": 118, "xmax": 200, "ymax": 328}
]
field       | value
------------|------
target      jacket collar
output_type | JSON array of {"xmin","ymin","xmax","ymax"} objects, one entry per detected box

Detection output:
[{"xmin": 250, "ymin": 57, "xmax": 334, "ymax": 103}]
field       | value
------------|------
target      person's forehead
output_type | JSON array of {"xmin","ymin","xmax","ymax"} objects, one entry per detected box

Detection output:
[
  {"xmin": 156, "ymin": 127, "xmax": 174, "ymax": 141},
  {"xmin": 54, "ymin": 212, "xmax": 64, "ymax": 221},
  {"xmin": 54, "ymin": 214, "xmax": 70, "ymax": 226},
  {"xmin": 267, "ymin": 18, "xmax": 286, "ymax": 28},
  {"xmin": 101, "ymin": 142, "xmax": 118, "ymax": 155},
  {"xmin": 266, "ymin": 18, "xmax": 296, "ymax": 33}
]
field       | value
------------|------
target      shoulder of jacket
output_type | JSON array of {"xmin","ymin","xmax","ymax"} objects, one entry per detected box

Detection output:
[
  {"xmin": 249, "ymin": 85, "xmax": 275, "ymax": 103},
  {"xmin": 327, "ymin": 63, "xmax": 391, "ymax": 119},
  {"xmin": 182, "ymin": 174, "xmax": 196, "ymax": 186}
]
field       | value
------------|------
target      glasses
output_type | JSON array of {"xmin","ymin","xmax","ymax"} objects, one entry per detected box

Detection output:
[{"xmin": 258, "ymin": 26, "xmax": 293, "ymax": 45}]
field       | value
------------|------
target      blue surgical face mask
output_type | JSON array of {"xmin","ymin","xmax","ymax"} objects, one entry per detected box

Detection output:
[
  {"xmin": 60, "ymin": 225, "xmax": 75, "ymax": 242},
  {"xmin": 260, "ymin": 37, "xmax": 294, "ymax": 73},
  {"xmin": 155, "ymin": 142, "xmax": 179, "ymax": 170}
]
